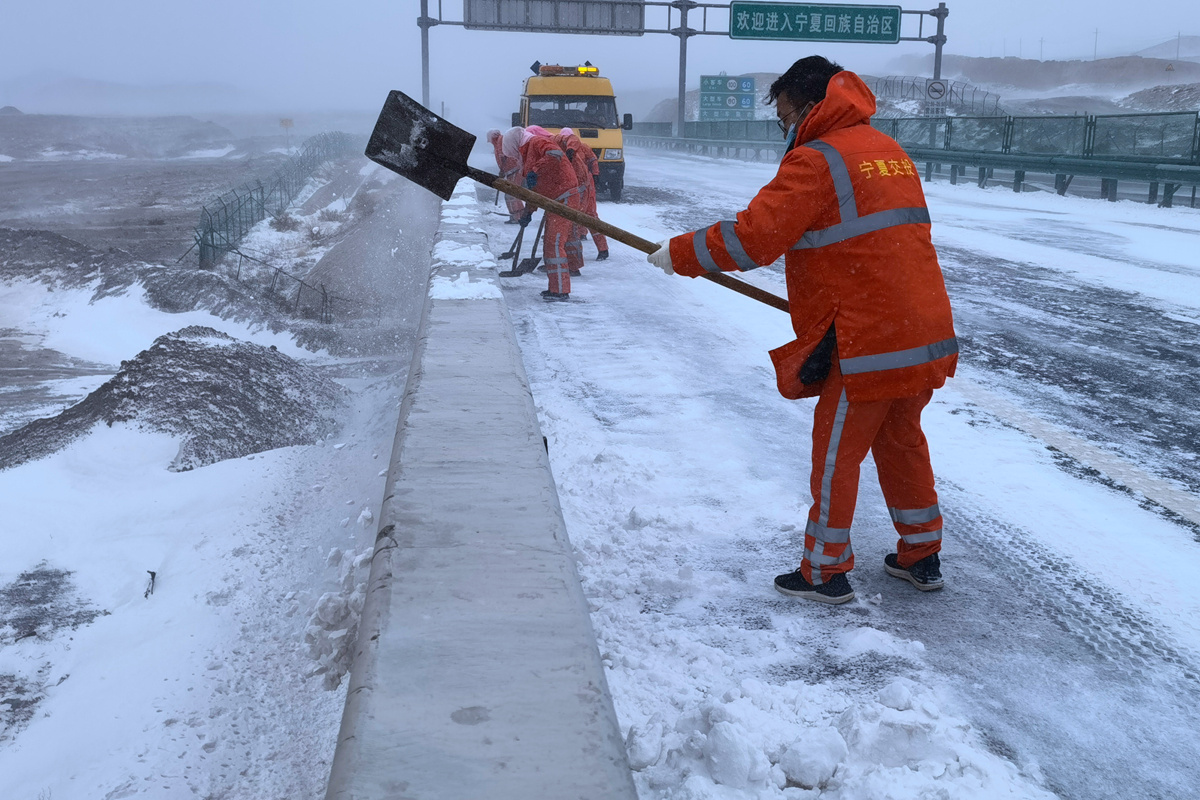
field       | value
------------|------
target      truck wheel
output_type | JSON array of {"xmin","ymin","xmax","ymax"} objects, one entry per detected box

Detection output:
[{"xmin": 609, "ymin": 178, "xmax": 623, "ymax": 202}]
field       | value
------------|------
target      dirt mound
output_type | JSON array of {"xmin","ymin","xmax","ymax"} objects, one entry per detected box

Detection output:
[
  {"xmin": 0, "ymin": 227, "xmax": 133, "ymax": 287},
  {"xmin": 1123, "ymin": 82, "xmax": 1200, "ymax": 112},
  {"xmin": 0, "ymin": 326, "xmax": 347, "ymax": 472}
]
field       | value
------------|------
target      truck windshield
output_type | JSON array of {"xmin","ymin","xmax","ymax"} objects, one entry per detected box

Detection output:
[{"xmin": 528, "ymin": 96, "xmax": 619, "ymax": 129}]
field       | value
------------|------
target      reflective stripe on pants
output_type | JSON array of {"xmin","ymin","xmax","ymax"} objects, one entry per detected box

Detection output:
[{"xmin": 802, "ymin": 359, "xmax": 941, "ymax": 584}]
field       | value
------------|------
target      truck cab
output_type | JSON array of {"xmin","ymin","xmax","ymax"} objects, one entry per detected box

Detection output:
[{"xmin": 513, "ymin": 63, "xmax": 632, "ymax": 201}]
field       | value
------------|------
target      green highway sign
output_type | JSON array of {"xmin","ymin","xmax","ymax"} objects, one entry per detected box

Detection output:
[
  {"xmin": 699, "ymin": 74, "xmax": 757, "ymax": 121},
  {"xmin": 729, "ymin": 3, "xmax": 901, "ymax": 43},
  {"xmin": 701, "ymin": 75, "xmax": 757, "ymax": 94}
]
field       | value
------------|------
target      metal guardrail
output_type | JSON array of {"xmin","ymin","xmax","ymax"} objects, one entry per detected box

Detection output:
[
  {"xmin": 631, "ymin": 110, "xmax": 1200, "ymax": 206},
  {"xmin": 194, "ymin": 132, "xmax": 359, "ymax": 269}
]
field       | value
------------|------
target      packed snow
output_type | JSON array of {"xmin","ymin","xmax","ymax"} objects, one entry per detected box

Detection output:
[{"xmin": 477, "ymin": 147, "xmax": 1200, "ymax": 799}]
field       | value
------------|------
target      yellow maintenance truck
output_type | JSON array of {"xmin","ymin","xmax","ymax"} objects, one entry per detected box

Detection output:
[{"xmin": 512, "ymin": 62, "xmax": 632, "ymax": 201}]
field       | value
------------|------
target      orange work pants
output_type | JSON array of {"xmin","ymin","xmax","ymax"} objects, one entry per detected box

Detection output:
[
  {"xmin": 547, "ymin": 187, "xmax": 585, "ymax": 292},
  {"xmin": 583, "ymin": 175, "xmax": 607, "ymax": 253},
  {"xmin": 801, "ymin": 359, "xmax": 943, "ymax": 586}
]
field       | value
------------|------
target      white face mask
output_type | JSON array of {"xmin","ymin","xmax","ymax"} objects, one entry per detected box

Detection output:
[
  {"xmin": 784, "ymin": 122, "xmax": 799, "ymax": 150},
  {"xmin": 782, "ymin": 102, "xmax": 814, "ymax": 151}
]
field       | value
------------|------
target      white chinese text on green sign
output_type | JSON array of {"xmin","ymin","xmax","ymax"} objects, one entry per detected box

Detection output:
[{"xmin": 729, "ymin": 2, "xmax": 901, "ymax": 43}]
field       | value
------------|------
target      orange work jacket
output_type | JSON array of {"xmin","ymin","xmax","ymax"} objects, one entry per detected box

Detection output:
[
  {"xmin": 555, "ymin": 131, "xmax": 596, "ymax": 192},
  {"xmin": 518, "ymin": 135, "xmax": 580, "ymax": 203},
  {"xmin": 668, "ymin": 71, "xmax": 957, "ymax": 403}
]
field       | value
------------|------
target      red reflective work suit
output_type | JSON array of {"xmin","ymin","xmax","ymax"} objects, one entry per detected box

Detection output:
[
  {"xmin": 490, "ymin": 136, "xmax": 524, "ymax": 221},
  {"xmin": 558, "ymin": 132, "xmax": 608, "ymax": 255},
  {"xmin": 667, "ymin": 71, "xmax": 957, "ymax": 585},
  {"xmin": 519, "ymin": 135, "xmax": 584, "ymax": 294},
  {"xmin": 555, "ymin": 131, "xmax": 592, "ymax": 272}
]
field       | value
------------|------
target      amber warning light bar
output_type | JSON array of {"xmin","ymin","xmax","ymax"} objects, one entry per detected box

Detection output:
[{"xmin": 532, "ymin": 62, "xmax": 600, "ymax": 77}]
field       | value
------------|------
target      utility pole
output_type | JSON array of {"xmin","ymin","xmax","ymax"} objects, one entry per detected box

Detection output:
[
  {"xmin": 930, "ymin": 3, "xmax": 948, "ymax": 80},
  {"xmin": 671, "ymin": 0, "xmax": 698, "ymax": 138},
  {"xmin": 418, "ymin": 0, "xmax": 437, "ymax": 107},
  {"xmin": 1094, "ymin": 29, "xmax": 1099, "ymax": 61}
]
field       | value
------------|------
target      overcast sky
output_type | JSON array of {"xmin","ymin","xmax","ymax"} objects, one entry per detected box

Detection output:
[{"xmin": 1, "ymin": 0, "xmax": 1195, "ymax": 127}]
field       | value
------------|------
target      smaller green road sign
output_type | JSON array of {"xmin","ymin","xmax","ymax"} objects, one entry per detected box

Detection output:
[
  {"xmin": 701, "ymin": 76, "xmax": 756, "ymax": 94},
  {"xmin": 729, "ymin": 2, "xmax": 901, "ymax": 43}
]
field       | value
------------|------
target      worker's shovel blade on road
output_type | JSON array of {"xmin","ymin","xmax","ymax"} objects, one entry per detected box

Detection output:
[{"xmin": 365, "ymin": 90, "xmax": 473, "ymax": 201}]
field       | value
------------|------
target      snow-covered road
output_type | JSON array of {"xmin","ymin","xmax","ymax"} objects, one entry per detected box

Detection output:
[{"xmin": 483, "ymin": 147, "xmax": 1200, "ymax": 799}]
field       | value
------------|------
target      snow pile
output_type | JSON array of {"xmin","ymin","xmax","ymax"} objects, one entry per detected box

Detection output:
[
  {"xmin": 429, "ymin": 270, "xmax": 503, "ymax": 300},
  {"xmin": 431, "ymin": 238, "xmax": 497, "ymax": 269},
  {"xmin": 427, "ymin": 178, "xmax": 502, "ymax": 299},
  {"xmin": 620, "ymin": 662, "xmax": 1053, "ymax": 798},
  {"xmin": 0, "ymin": 325, "xmax": 347, "ymax": 472},
  {"xmin": 304, "ymin": 546, "xmax": 374, "ymax": 690}
]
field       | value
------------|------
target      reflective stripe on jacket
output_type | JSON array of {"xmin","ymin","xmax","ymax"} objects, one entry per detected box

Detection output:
[{"xmin": 667, "ymin": 71, "xmax": 957, "ymax": 403}]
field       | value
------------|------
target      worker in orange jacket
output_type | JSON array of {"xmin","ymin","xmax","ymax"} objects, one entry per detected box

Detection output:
[
  {"xmin": 648, "ymin": 57, "xmax": 957, "ymax": 605},
  {"xmin": 554, "ymin": 127, "xmax": 591, "ymax": 275},
  {"xmin": 505, "ymin": 125, "xmax": 585, "ymax": 300},
  {"xmin": 558, "ymin": 127, "xmax": 609, "ymax": 261},
  {"xmin": 486, "ymin": 128, "xmax": 524, "ymax": 223}
]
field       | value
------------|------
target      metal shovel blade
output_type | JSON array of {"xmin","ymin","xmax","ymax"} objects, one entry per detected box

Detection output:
[{"xmin": 365, "ymin": 90, "xmax": 474, "ymax": 201}]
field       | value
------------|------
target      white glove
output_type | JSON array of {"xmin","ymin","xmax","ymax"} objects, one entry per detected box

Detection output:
[{"xmin": 647, "ymin": 239, "xmax": 674, "ymax": 275}]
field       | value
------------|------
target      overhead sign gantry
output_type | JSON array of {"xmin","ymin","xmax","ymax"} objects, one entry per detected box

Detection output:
[{"xmin": 418, "ymin": 1, "xmax": 948, "ymax": 134}]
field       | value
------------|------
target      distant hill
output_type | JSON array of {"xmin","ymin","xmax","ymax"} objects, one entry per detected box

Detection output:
[
  {"xmin": 0, "ymin": 73, "xmax": 263, "ymax": 116},
  {"xmin": 1136, "ymin": 35, "xmax": 1200, "ymax": 64},
  {"xmin": 888, "ymin": 54, "xmax": 1200, "ymax": 92}
]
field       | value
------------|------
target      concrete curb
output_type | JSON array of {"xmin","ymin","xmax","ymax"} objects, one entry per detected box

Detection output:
[{"xmin": 325, "ymin": 179, "xmax": 637, "ymax": 800}]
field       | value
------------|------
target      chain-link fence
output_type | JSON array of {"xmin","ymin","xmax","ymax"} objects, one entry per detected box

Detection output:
[
  {"xmin": 194, "ymin": 132, "xmax": 359, "ymax": 269},
  {"xmin": 1010, "ymin": 116, "xmax": 1089, "ymax": 156},
  {"xmin": 870, "ymin": 76, "xmax": 1004, "ymax": 116},
  {"xmin": 1091, "ymin": 112, "xmax": 1199, "ymax": 161},
  {"xmin": 875, "ymin": 112, "xmax": 1198, "ymax": 162},
  {"xmin": 231, "ymin": 250, "xmax": 344, "ymax": 323}
]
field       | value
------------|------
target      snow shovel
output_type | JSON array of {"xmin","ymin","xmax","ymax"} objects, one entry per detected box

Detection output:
[
  {"xmin": 364, "ymin": 90, "xmax": 790, "ymax": 314},
  {"xmin": 498, "ymin": 214, "xmax": 544, "ymax": 277},
  {"xmin": 515, "ymin": 214, "xmax": 546, "ymax": 274},
  {"xmin": 499, "ymin": 222, "xmax": 523, "ymax": 260}
]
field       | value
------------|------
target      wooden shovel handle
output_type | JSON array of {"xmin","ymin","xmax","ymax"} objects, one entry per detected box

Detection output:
[{"xmin": 465, "ymin": 166, "xmax": 790, "ymax": 314}]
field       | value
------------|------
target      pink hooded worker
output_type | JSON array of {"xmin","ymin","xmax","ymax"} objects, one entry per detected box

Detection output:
[
  {"xmin": 557, "ymin": 127, "xmax": 608, "ymax": 260},
  {"xmin": 486, "ymin": 128, "xmax": 524, "ymax": 223},
  {"xmin": 502, "ymin": 125, "xmax": 585, "ymax": 301}
]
